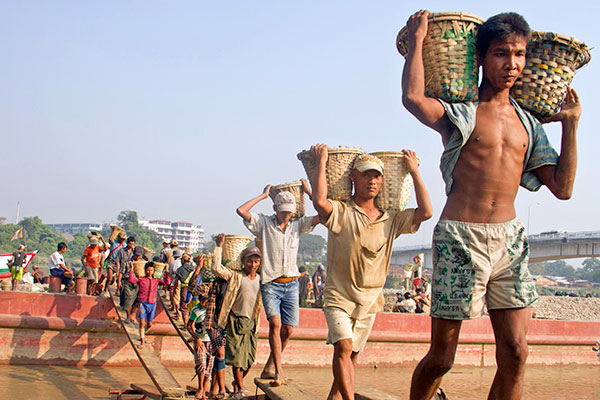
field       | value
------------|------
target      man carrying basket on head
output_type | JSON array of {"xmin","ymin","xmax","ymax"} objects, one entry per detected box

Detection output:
[
  {"xmin": 309, "ymin": 145, "xmax": 432, "ymax": 400},
  {"xmin": 237, "ymin": 181, "xmax": 319, "ymax": 386},
  {"xmin": 402, "ymin": 10, "xmax": 581, "ymax": 400}
]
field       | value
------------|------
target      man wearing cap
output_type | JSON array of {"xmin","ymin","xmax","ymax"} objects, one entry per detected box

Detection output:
[
  {"xmin": 168, "ymin": 248, "xmax": 183, "ymax": 318},
  {"xmin": 237, "ymin": 180, "xmax": 319, "ymax": 385},
  {"xmin": 81, "ymin": 235, "xmax": 108, "ymax": 294},
  {"xmin": 310, "ymin": 144, "xmax": 432, "ymax": 400},
  {"xmin": 101, "ymin": 231, "xmax": 128, "ymax": 296}
]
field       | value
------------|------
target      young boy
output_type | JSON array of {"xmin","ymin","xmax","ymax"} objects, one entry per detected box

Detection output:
[
  {"xmin": 128, "ymin": 261, "xmax": 165, "ymax": 348},
  {"xmin": 310, "ymin": 145, "xmax": 432, "ymax": 400},
  {"xmin": 8, "ymin": 245, "xmax": 27, "ymax": 291},
  {"xmin": 237, "ymin": 180, "xmax": 319, "ymax": 385},
  {"xmin": 402, "ymin": 10, "xmax": 581, "ymax": 399},
  {"xmin": 186, "ymin": 284, "xmax": 212, "ymax": 400},
  {"xmin": 211, "ymin": 233, "xmax": 262, "ymax": 397}
]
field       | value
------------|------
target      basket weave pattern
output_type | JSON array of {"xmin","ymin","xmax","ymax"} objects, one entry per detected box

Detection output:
[
  {"xmin": 222, "ymin": 235, "xmax": 252, "ymax": 271},
  {"xmin": 511, "ymin": 31, "xmax": 591, "ymax": 119},
  {"xmin": 269, "ymin": 181, "xmax": 306, "ymax": 219},
  {"xmin": 132, "ymin": 261, "xmax": 146, "ymax": 278},
  {"xmin": 297, "ymin": 147, "xmax": 362, "ymax": 201},
  {"xmin": 397, "ymin": 12, "xmax": 484, "ymax": 102},
  {"xmin": 370, "ymin": 152, "xmax": 415, "ymax": 211}
]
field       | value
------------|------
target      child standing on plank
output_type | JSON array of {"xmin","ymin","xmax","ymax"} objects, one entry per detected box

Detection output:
[
  {"xmin": 211, "ymin": 233, "xmax": 262, "ymax": 398},
  {"xmin": 186, "ymin": 279, "xmax": 212, "ymax": 400},
  {"xmin": 128, "ymin": 261, "xmax": 165, "ymax": 348}
]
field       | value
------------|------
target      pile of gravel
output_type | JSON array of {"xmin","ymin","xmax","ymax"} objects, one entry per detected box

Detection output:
[
  {"xmin": 532, "ymin": 296, "xmax": 600, "ymax": 321},
  {"xmin": 383, "ymin": 289, "xmax": 600, "ymax": 321}
]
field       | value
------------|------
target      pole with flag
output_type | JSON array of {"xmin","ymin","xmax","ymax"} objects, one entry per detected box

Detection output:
[{"xmin": 11, "ymin": 228, "xmax": 26, "ymax": 248}]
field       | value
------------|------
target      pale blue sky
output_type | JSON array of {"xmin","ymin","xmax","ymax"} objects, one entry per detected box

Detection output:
[{"xmin": 1, "ymin": 1, "xmax": 598, "ymax": 248}]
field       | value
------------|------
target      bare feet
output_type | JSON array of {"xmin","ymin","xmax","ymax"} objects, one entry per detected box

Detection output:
[
  {"xmin": 260, "ymin": 365, "xmax": 275, "ymax": 380},
  {"xmin": 194, "ymin": 390, "xmax": 206, "ymax": 399},
  {"xmin": 269, "ymin": 379, "xmax": 285, "ymax": 387}
]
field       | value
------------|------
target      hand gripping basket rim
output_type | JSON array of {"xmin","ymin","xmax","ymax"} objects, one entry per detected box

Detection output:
[
  {"xmin": 396, "ymin": 11, "xmax": 485, "ymax": 57},
  {"xmin": 370, "ymin": 151, "xmax": 416, "ymax": 212}
]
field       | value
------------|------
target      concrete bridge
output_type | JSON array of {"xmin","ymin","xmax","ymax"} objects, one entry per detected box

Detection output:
[{"xmin": 391, "ymin": 230, "xmax": 600, "ymax": 269}]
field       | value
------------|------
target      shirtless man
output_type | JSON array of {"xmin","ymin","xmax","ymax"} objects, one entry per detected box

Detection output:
[{"xmin": 402, "ymin": 10, "xmax": 580, "ymax": 400}]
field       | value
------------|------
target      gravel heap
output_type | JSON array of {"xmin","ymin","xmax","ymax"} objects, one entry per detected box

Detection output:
[
  {"xmin": 383, "ymin": 289, "xmax": 600, "ymax": 321},
  {"xmin": 532, "ymin": 296, "xmax": 600, "ymax": 321}
]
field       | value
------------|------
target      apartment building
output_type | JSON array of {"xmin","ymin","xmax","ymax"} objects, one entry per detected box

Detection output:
[{"xmin": 139, "ymin": 219, "xmax": 204, "ymax": 251}]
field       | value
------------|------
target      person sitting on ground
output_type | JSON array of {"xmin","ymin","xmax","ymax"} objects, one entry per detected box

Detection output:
[
  {"xmin": 414, "ymin": 288, "xmax": 431, "ymax": 314},
  {"xmin": 236, "ymin": 180, "xmax": 319, "ymax": 385},
  {"xmin": 128, "ymin": 261, "xmax": 165, "ymax": 348},
  {"xmin": 100, "ymin": 231, "xmax": 127, "ymax": 296},
  {"xmin": 211, "ymin": 233, "xmax": 262, "ymax": 398},
  {"xmin": 31, "ymin": 265, "xmax": 48, "ymax": 285},
  {"xmin": 81, "ymin": 235, "xmax": 108, "ymax": 294},
  {"xmin": 398, "ymin": 292, "xmax": 417, "ymax": 313},
  {"xmin": 8, "ymin": 245, "xmax": 27, "ymax": 291},
  {"xmin": 310, "ymin": 145, "xmax": 433, "ymax": 400},
  {"xmin": 392, "ymin": 290, "xmax": 404, "ymax": 313},
  {"xmin": 49, "ymin": 242, "xmax": 75, "ymax": 292},
  {"xmin": 121, "ymin": 245, "xmax": 144, "ymax": 324}
]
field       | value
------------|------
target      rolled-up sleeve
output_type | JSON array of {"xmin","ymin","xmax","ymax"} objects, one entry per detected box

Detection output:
[
  {"xmin": 298, "ymin": 215, "xmax": 316, "ymax": 236},
  {"xmin": 244, "ymin": 213, "xmax": 264, "ymax": 236}
]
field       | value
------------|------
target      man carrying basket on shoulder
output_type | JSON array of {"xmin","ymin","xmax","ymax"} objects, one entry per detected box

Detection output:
[{"xmin": 402, "ymin": 10, "xmax": 581, "ymax": 399}]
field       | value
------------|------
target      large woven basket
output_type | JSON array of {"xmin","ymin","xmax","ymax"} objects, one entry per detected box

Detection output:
[
  {"xmin": 297, "ymin": 147, "xmax": 363, "ymax": 201},
  {"xmin": 222, "ymin": 235, "xmax": 253, "ymax": 271},
  {"xmin": 397, "ymin": 12, "xmax": 484, "ymax": 102},
  {"xmin": 370, "ymin": 151, "xmax": 415, "ymax": 211},
  {"xmin": 152, "ymin": 262, "xmax": 166, "ymax": 279},
  {"xmin": 511, "ymin": 31, "xmax": 591, "ymax": 119},
  {"xmin": 269, "ymin": 181, "xmax": 306, "ymax": 219},
  {"xmin": 132, "ymin": 261, "xmax": 147, "ymax": 278}
]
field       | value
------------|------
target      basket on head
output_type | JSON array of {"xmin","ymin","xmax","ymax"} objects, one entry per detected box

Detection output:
[
  {"xmin": 370, "ymin": 151, "xmax": 415, "ymax": 212},
  {"xmin": 222, "ymin": 235, "xmax": 253, "ymax": 271},
  {"xmin": 132, "ymin": 261, "xmax": 147, "ymax": 278},
  {"xmin": 269, "ymin": 181, "xmax": 306, "ymax": 219},
  {"xmin": 397, "ymin": 12, "xmax": 485, "ymax": 102},
  {"xmin": 109, "ymin": 225, "xmax": 126, "ymax": 242},
  {"xmin": 510, "ymin": 31, "xmax": 591, "ymax": 120},
  {"xmin": 297, "ymin": 147, "xmax": 363, "ymax": 201}
]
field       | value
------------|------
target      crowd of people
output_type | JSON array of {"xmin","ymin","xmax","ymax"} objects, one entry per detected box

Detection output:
[{"xmin": 4, "ymin": 9, "xmax": 583, "ymax": 400}]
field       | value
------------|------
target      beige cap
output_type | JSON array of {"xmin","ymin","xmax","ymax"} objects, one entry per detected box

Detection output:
[
  {"xmin": 353, "ymin": 154, "xmax": 384, "ymax": 174},
  {"xmin": 274, "ymin": 191, "xmax": 296, "ymax": 213}
]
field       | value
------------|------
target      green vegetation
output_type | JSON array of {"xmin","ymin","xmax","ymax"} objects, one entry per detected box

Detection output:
[
  {"xmin": 297, "ymin": 233, "xmax": 326, "ymax": 276},
  {"xmin": 0, "ymin": 210, "xmax": 163, "ymax": 270},
  {"xmin": 529, "ymin": 258, "xmax": 600, "ymax": 283}
]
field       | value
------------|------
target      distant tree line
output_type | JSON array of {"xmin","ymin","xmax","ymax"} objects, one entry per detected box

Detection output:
[{"xmin": 529, "ymin": 258, "xmax": 600, "ymax": 283}]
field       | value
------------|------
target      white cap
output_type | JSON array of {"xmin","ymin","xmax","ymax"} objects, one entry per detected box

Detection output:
[
  {"xmin": 353, "ymin": 154, "xmax": 384, "ymax": 174},
  {"xmin": 274, "ymin": 191, "xmax": 296, "ymax": 213}
]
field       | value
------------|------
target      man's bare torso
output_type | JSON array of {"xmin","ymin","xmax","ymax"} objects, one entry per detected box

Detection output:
[{"xmin": 441, "ymin": 100, "xmax": 529, "ymax": 223}]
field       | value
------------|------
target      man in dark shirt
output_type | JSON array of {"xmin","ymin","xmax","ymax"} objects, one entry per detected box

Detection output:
[
  {"xmin": 9, "ymin": 245, "xmax": 27, "ymax": 291},
  {"xmin": 298, "ymin": 267, "xmax": 310, "ymax": 308}
]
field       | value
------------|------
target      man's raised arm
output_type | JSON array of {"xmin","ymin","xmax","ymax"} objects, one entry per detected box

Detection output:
[
  {"xmin": 310, "ymin": 144, "xmax": 333, "ymax": 222},
  {"xmin": 534, "ymin": 87, "xmax": 581, "ymax": 200},
  {"xmin": 401, "ymin": 10, "xmax": 451, "ymax": 137}
]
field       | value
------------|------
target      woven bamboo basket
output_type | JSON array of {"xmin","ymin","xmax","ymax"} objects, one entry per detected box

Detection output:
[
  {"xmin": 109, "ymin": 225, "xmax": 125, "ymax": 241},
  {"xmin": 397, "ymin": 12, "xmax": 484, "ymax": 102},
  {"xmin": 222, "ymin": 235, "xmax": 253, "ymax": 271},
  {"xmin": 511, "ymin": 31, "xmax": 591, "ymax": 119},
  {"xmin": 297, "ymin": 147, "xmax": 363, "ymax": 201},
  {"xmin": 370, "ymin": 151, "xmax": 415, "ymax": 211},
  {"xmin": 132, "ymin": 261, "xmax": 147, "ymax": 278},
  {"xmin": 269, "ymin": 181, "xmax": 306, "ymax": 219},
  {"xmin": 152, "ymin": 262, "xmax": 166, "ymax": 279}
]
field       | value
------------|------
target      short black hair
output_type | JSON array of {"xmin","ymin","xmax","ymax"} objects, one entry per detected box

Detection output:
[
  {"xmin": 476, "ymin": 12, "xmax": 531, "ymax": 59},
  {"xmin": 127, "ymin": 236, "xmax": 136, "ymax": 244},
  {"xmin": 299, "ymin": 266, "xmax": 306, "ymax": 273},
  {"xmin": 145, "ymin": 261, "xmax": 155, "ymax": 269},
  {"xmin": 58, "ymin": 242, "xmax": 67, "ymax": 251}
]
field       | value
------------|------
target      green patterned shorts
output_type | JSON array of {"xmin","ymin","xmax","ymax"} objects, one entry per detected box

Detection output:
[{"xmin": 430, "ymin": 218, "xmax": 538, "ymax": 320}]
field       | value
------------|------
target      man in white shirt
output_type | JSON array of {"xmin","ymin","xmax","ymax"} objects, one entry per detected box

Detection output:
[
  {"xmin": 49, "ymin": 242, "xmax": 74, "ymax": 292},
  {"xmin": 237, "ymin": 182, "xmax": 319, "ymax": 385}
]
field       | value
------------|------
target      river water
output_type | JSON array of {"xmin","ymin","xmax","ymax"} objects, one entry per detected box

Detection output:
[{"xmin": 0, "ymin": 364, "xmax": 598, "ymax": 399}]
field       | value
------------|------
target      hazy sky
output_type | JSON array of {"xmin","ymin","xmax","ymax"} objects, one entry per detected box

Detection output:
[{"xmin": 2, "ymin": 1, "xmax": 598, "ymax": 248}]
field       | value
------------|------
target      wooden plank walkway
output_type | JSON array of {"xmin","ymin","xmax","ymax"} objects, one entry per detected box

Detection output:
[
  {"xmin": 254, "ymin": 378, "xmax": 320, "ymax": 400},
  {"xmin": 356, "ymin": 386, "xmax": 402, "ymax": 400},
  {"xmin": 108, "ymin": 290, "xmax": 187, "ymax": 399},
  {"xmin": 158, "ymin": 289, "xmax": 195, "ymax": 354}
]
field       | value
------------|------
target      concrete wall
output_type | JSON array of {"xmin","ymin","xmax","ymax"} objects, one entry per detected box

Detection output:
[{"xmin": 0, "ymin": 292, "xmax": 597, "ymax": 367}]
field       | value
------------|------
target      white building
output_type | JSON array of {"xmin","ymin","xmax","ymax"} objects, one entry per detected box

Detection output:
[
  {"xmin": 139, "ymin": 219, "xmax": 204, "ymax": 251},
  {"xmin": 48, "ymin": 222, "xmax": 103, "ymax": 235}
]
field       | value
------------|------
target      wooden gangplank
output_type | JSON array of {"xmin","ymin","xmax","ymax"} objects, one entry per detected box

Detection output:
[
  {"xmin": 108, "ymin": 290, "xmax": 186, "ymax": 399},
  {"xmin": 356, "ymin": 386, "xmax": 402, "ymax": 400},
  {"xmin": 254, "ymin": 378, "xmax": 320, "ymax": 400},
  {"xmin": 158, "ymin": 290, "xmax": 194, "ymax": 353}
]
